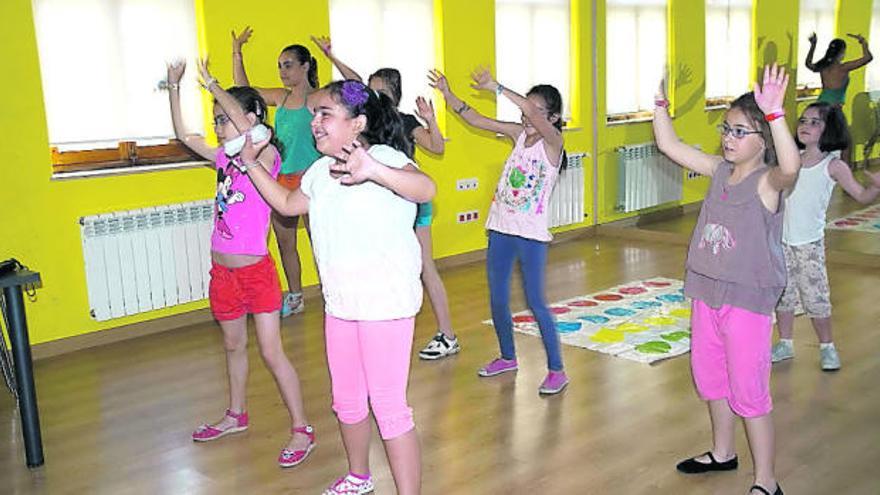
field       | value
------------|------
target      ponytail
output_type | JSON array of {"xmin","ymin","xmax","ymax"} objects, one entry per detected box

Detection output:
[{"xmin": 308, "ymin": 56, "xmax": 319, "ymax": 88}]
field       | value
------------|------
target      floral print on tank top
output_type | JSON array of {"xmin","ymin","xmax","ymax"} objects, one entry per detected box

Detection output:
[{"xmin": 495, "ymin": 156, "xmax": 550, "ymax": 215}]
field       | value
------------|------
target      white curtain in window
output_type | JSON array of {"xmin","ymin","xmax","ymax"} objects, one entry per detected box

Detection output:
[
  {"xmin": 705, "ymin": 0, "xmax": 752, "ymax": 99},
  {"xmin": 33, "ymin": 0, "xmax": 202, "ymax": 149},
  {"xmin": 606, "ymin": 0, "xmax": 668, "ymax": 115},
  {"xmin": 495, "ymin": 0, "xmax": 571, "ymax": 122},
  {"xmin": 797, "ymin": 0, "xmax": 837, "ymax": 89},
  {"xmin": 328, "ymin": 0, "xmax": 434, "ymax": 117},
  {"xmin": 867, "ymin": 0, "xmax": 880, "ymax": 90}
]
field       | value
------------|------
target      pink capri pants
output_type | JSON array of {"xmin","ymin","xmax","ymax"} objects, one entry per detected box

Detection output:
[
  {"xmin": 690, "ymin": 299, "xmax": 773, "ymax": 418},
  {"xmin": 325, "ymin": 314, "xmax": 415, "ymax": 439}
]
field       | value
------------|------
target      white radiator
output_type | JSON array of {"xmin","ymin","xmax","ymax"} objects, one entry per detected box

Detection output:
[
  {"xmin": 548, "ymin": 152, "xmax": 586, "ymax": 228},
  {"xmin": 616, "ymin": 143, "xmax": 682, "ymax": 213},
  {"xmin": 80, "ymin": 200, "xmax": 214, "ymax": 321}
]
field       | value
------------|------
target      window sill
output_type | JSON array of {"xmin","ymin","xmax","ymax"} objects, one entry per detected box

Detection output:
[
  {"xmin": 51, "ymin": 160, "xmax": 210, "ymax": 180},
  {"xmin": 705, "ymin": 96, "xmax": 734, "ymax": 111},
  {"xmin": 796, "ymin": 87, "xmax": 821, "ymax": 100},
  {"xmin": 606, "ymin": 110, "xmax": 654, "ymax": 126}
]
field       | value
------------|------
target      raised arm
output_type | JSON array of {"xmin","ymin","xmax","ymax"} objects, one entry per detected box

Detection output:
[
  {"xmin": 331, "ymin": 141, "xmax": 436, "ymax": 203},
  {"xmin": 240, "ymin": 135, "xmax": 310, "ymax": 216},
  {"xmin": 828, "ymin": 159, "xmax": 880, "ymax": 204},
  {"xmin": 166, "ymin": 61, "xmax": 215, "ymax": 160},
  {"xmin": 311, "ymin": 35, "xmax": 362, "ymax": 82},
  {"xmin": 198, "ymin": 59, "xmax": 253, "ymax": 134},
  {"xmin": 805, "ymin": 32, "xmax": 819, "ymax": 72},
  {"xmin": 652, "ymin": 77, "xmax": 720, "ymax": 176},
  {"xmin": 231, "ymin": 27, "xmax": 253, "ymax": 87},
  {"xmin": 412, "ymin": 96, "xmax": 445, "ymax": 154},
  {"xmin": 756, "ymin": 64, "xmax": 800, "ymax": 191},
  {"xmin": 428, "ymin": 69, "xmax": 521, "ymax": 140},
  {"xmin": 842, "ymin": 33, "xmax": 874, "ymax": 71}
]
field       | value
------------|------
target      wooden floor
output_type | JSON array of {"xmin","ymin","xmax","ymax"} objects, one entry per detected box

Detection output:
[{"xmin": 2, "ymin": 232, "xmax": 879, "ymax": 494}]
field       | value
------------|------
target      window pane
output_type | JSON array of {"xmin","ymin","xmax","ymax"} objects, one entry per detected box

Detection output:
[
  {"xmin": 606, "ymin": 1, "xmax": 668, "ymax": 115},
  {"xmin": 797, "ymin": 0, "xmax": 837, "ymax": 88},
  {"xmin": 329, "ymin": 0, "xmax": 434, "ymax": 117},
  {"xmin": 33, "ymin": 0, "xmax": 202, "ymax": 148},
  {"xmin": 496, "ymin": 0, "xmax": 571, "ymax": 122},
  {"xmin": 706, "ymin": 1, "xmax": 752, "ymax": 99}
]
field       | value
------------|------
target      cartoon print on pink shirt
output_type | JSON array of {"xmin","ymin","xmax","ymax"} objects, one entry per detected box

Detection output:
[
  {"xmin": 215, "ymin": 165, "xmax": 245, "ymax": 239},
  {"xmin": 698, "ymin": 223, "xmax": 736, "ymax": 255},
  {"xmin": 495, "ymin": 156, "xmax": 549, "ymax": 214}
]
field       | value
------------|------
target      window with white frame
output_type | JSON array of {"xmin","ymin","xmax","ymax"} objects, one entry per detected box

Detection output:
[
  {"xmin": 328, "ymin": 0, "xmax": 434, "ymax": 117},
  {"xmin": 705, "ymin": 0, "xmax": 752, "ymax": 101},
  {"xmin": 606, "ymin": 0, "xmax": 668, "ymax": 116},
  {"xmin": 798, "ymin": 0, "xmax": 837, "ymax": 89},
  {"xmin": 495, "ymin": 0, "xmax": 571, "ymax": 123},
  {"xmin": 32, "ymin": 0, "xmax": 203, "ymax": 152},
  {"xmin": 867, "ymin": 0, "xmax": 880, "ymax": 90}
]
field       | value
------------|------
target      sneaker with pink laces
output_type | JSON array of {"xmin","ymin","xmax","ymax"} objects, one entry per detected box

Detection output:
[
  {"xmin": 538, "ymin": 370, "xmax": 569, "ymax": 395},
  {"xmin": 278, "ymin": 425, "xmax": 316, "ymax": 468},
  {"xmin": 191, "ymin": 409, "xmax": 248, "ymax": 442},
  {"xmin": 477, "ymin": 358, "xmax": 518, "ymax": 377},
  {"xmin": 322, "ymin": 473, "xmax": 375, "ymax": 494}
]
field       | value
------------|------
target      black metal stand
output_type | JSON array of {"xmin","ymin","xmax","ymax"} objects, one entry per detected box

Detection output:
[{"xmin": 1, "ymin": 270, "xmax": 44, "ymax": 468}]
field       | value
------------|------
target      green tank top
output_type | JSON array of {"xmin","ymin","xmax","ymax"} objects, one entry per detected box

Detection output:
[{"xmin": 275, "ymin": 104, "xmax": 320, "ymax": 174}]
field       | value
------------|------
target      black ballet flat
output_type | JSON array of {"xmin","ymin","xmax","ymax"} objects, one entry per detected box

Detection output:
[
  {"xmin": 750, "ymin": 483, "xmax": 783, "ymax": 495},
  {"xmin": 676, "ymin": 451, "xmax": 739, "ymax": 474}
]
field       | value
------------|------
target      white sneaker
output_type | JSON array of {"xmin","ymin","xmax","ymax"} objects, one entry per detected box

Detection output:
[
  {"xmin": 280, "ymin": 292, "xmax": 304, "ymax": 318},
  {"xmin": 418, "ymin": 331, "xmax": 460, "ymax": 360},
  {"xmin": 820, "ymin": 345, "xmax": 841, "ymax": 371},
  {"xmin": 322, "ymin": 474, "xmax": 374, "ymax": 494},
  {"xmin": 771, "ymin": 340, "xmax": 794, "ymax": 363}
]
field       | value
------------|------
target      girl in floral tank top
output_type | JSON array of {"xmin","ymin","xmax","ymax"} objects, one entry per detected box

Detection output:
[
  {"xmin": 431, "ymin": 68, "xmax": 569, "ymax": 395},
  {"xmin": 653, "ymin": 65, "xmax": 801, "ymax": 495}
]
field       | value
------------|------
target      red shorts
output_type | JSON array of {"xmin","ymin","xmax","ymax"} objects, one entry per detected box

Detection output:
[
  {"xmin": 277, "ymin": 172, "xmax": 303, "ymax": 191},
  {"xmin": 209, "ymin": 255, "xmax": 282, "ymax": 321}
]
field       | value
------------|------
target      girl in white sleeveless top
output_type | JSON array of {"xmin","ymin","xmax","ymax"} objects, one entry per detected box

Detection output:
[{"xmin": 772, "ymin": 102, "xmax": 880, "ymax": 370}]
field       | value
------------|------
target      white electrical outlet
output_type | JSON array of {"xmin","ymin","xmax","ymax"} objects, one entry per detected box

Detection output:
[
  {"xmin": 687, "ymin": 170, "xmax": 701, "ymax": 180},
  {"xmin": 456, "ymin": 210, "xmax": 480, "ymax": 223},
  {"xmin": 456, "ymin": 178, "xmax": 479, "ymax": 191}
]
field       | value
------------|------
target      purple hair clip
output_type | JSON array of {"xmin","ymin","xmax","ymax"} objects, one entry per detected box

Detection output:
[{"xmin": 341, "ymin": 80, "xmax": 369, "ymax": 108}]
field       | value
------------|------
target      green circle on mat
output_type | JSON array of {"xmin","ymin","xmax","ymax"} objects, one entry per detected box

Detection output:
[
  {"xmin": 660, "ymin": 331, "xmax": 690, "ymax": 342},
  {"xmin": 635, "ymin": 341, "xmax": 672, "ymax": 354}
]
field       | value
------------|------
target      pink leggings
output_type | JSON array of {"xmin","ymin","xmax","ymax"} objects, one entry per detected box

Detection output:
[
  {"xmin": 325, "ymin": 314, "xmax": 415, "ymax": 439},
  {"xmin": 690, "ymin": 299, "xmax": 773, "ymax": 418}
]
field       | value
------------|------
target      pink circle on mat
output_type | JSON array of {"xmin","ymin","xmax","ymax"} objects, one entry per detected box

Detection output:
[
  {"xmin": 594, "ymin": 294, "xmax": 624, "ymax": 301},
  {"xmin": 568, "ymin": 300, "xmax": 599, "ymax": 307},
  {"xmin": 837, "ymin": 220, "xmax": 859, "ymax": 226},
  {"xmin": 550, "ymin": 306, "xmax": 571, "ymax": 314},
  {"xmin": 644, "ymin": 281, "xmax": 672, "ymax": 287},
  {"xmin": 513, "ymin": 315, "xmax": 536, "ymax": 323},
  {"xmin": 618, "ymin": 286, "xmax": 647, "ymax": 295}
]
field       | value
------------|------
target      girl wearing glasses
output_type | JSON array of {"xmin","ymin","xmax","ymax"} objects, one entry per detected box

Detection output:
[
  {"xmin": 771, "ymin": 102, "xmax": 880, "ymax": 371},
  {"xmin": 653, "ymin": 65, "xmax": 800, "ymax": 495},
  {"xmin": 165, "ymin": 61, "xmax": 314, "ymax": 468}
]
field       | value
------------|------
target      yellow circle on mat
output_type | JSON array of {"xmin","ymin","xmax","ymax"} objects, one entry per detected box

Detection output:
[
  {"xmin": 644, "ymin": 316, "xmax": 677, "ymax": 326},
  {"xmin": 591, "ymin": 328, "xmax": 625, "ymax": 343},
  {"xmin": 617, "ymin": 322, "xmax": 649, "ymax": 333},
  {"xmin": 669, "ymin": 308, "xmax": 691, "ymax": 318}
]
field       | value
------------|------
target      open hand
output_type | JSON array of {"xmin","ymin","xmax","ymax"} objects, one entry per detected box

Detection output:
[
  {"xmin": 311, "ymin": 35, "xmax": 332, "ymax": 57},
  {"xmin": 166, "ymin": 60, "xmax": 186, "ymax": 84},
  {"xmin": 197, "ymin": 58, "xmax": 217, "ymax": 89},
  {"xmin": 470, "ymin": 65, "xmax": 498, "ymax": 92},
  {"xmin": 847, "ymin": 33, "xmax": 867, "ymax": 45},
  {"xmin": 232, "ymin": 27, "xmax": 252, "ymax": 52},
  {"xmin": 330, "ymin": 141, "xmax": 377, "ymax": 185},
  {"xmin": 808, "ymin": 32, "xmax": 817, "ymax": 45},
  {"xmin": 428, "ymin": 69, "xmax": 450, "ymax": 95},
  {"xmin": 754, "ymin": 64, "xmax": 789, "ymax": 114},
  {"xmin": 415, "ymin": 96, "xmax": 435, "ymax": 122}
]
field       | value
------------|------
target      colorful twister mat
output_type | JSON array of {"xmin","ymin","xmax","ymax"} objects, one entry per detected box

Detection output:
[
  {"xmin": 826, "ymin": 204, "xmax": 880, "ymax": 233},
  {"xmin": 484, "ymin": 278, "xmax": 692, "ymax": 364}
]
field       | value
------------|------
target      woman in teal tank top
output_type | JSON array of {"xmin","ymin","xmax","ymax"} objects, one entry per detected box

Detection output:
[
  {"xmin": 805, "ymin": 32, "xmax": 873, "ymax": 107},
  {"xmin": 232, "ymin": 28, "xmax": 319, "ymax": 321}
]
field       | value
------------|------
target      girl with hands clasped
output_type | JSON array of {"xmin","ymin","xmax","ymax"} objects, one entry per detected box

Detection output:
[
  {"xmin": 430, "ymin": 67, "xmax": 569, "ymax": 395},
  {"xmin": 311, "ymin": 34, "xmax": 460, "ymax": 361},
  {"xmin": 241, "ymin": 79, "xmax": 434, "ymax": 495},
  {"xmin": 653, "ymin": 64, "xmax": 799, "ymax": 495},
  {"xmin": 165, "ymin": 60, "xmax": 314, "ymax": 469},
  {"xmin": 771, "ymin": 102, "xmax": 880, "ymax": 371},
  {"xmin": 805, "ymin": 32, "xmax": 873, "ymax": 106},
  {"xmin": 232, "ymin": 27, "xmax": 322, "ymax": 317}
]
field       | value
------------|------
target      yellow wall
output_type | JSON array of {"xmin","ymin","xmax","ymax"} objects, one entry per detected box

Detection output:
[{"xmin": 2, "ymin": 0, "xmax": 877, "ymax": 345}]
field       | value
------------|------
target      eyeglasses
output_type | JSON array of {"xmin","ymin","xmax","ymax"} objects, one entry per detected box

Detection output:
[
  {"xmin": 797, "ymin": 117, "xmax": 824, "ymax": 127},
  {"xmin": 213, "ymin": 114, "xmax": 231, "ymax": 127},
  {"xmin": 717, "ymin": 123, "xmax": 761, "ymax": 139}
]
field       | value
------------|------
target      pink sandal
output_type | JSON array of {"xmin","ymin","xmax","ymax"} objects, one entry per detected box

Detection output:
[
  {"xmin": 278, "ymin": 425, "xmax": 316, "ymax": 468},
  {"xmin": 191, "ymin": 409, "xmax": 249, "ymax": 442}
]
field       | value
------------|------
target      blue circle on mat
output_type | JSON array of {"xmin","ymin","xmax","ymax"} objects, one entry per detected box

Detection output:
[
  {"xmin": 657, "ymin": 294, "xmax": 685, "ymax": 303},
  {"xmin": 556, "ymin": 322, "xmax": 582, "ymax": 333},
  {"xmin": 631, "ymin": 300, "xmax": 662, "ymax": 309},
  {"xmin": 604, "ymin": 307, "xmax": 636, "ymax": 317},
  {"xmin": 874, "ymin": 223, "xmax": 880, "ymax": 229},
  {"xmin": 579, "ymin": 315, "xmax": 610, "ymax": 324}
]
